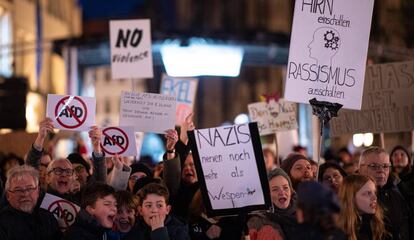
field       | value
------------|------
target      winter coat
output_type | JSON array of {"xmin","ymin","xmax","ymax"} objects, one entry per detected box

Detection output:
[
  {"xmin": 0, "ymin": 205, "xmax": 61, "ymax": 240},
  {"xmin": 125, "ymin": 215, "xmax": 190, "ymax": 240},
  {"xmin": 63, "ymin": 209, "xmax": 111, "ymax": 240},
  {"xmin": 264, "ymin": 194, "xmax": 298, "ymax": 240}
]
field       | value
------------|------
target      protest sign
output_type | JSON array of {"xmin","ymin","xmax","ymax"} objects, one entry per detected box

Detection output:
[
  {"xmin": 248, "ymin": 100, "xmax": 298, "ymax": 135},
  {"xmin": 40, "ymin": 193, "xmax": 80, "ymax": 231},
  {"xmin": 330, "ymin": 61, "xmax": 414, "ymax": 136},
  {"xmin": 46, "ymin": 94, "xmax": 96, "ymax": 131},
  {"xmin": 284, "ymin": 0, "xmax": 375, "ymax": 110},
  {"xmin": 160, "ymin": 74, "xmax": 198, "ymax": 125},
  {"xmin": 119, "ymin": 91, "xmax": 176, "ymax": 133},
  {"xmin": 100, "ymin": 126, "xmax": 137, "ymax": 157},
  {"xmin": 188, "ymin": 123, "xmax": 271, "ymax": 217},
  {"xmin": 110, "ymin": 19, "xmax": 153, "ymax": 79}
]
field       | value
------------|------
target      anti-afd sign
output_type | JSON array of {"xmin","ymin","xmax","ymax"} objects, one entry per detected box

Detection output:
[
  {"xmin": 110, "ymin": 19, "xmax": 153, "ymax": 79},
  {"xmin": 46, "ymin": 94, "xmax": 96, "ymax": 131},
  {"xmin": 284, "ymin": 0, "xmax": 374, "ymax": 110},
  {"xmin": 330, "ymin": 61, "xmax": 414, "ymax": 136},
  {"xmin": 248, "ymin": 99, "xmax": 298, "ymax": 136},
  {"xmin": 188, "ymin": 123, "xmax": 271, "ymax": 217},
  {"xmin": 40, "ymin": 193, "xmax": 80, "ymax": 231},
  {"xmin": 100, "ymin": 126, "xmax": 137, "ymax": 157},
  {"xmin": 160, "ymin": 74, "xmax": 198, "ymax": 125}
]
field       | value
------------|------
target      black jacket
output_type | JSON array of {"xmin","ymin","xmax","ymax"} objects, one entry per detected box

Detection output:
[
  {"xmin": 125, "ymin": 215, "xmax": 190, "ymax": 240},
  {"xmin": 290, "ymin": 223, "xmax": 347, "ymax": 240},
  {"xmin": 63, "ymin": 210, "xmax": 110, "ymax": 240},
  {"xmin": 265, "ymin": 194, "xmax": 298, "ymax": 240},
  {"xmin": 378, "ymin": 178, "xmax": 412, "ymax": 240},
  {"xmin": 0, "ymin": 205, "xmax": 61, "ymax": 240}
]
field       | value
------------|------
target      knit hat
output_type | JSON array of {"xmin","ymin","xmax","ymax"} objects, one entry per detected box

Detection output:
[
  {"xmin": 67, "ymin": 153, "xmax": 90, "ymax": 173},
  {"xmin": 268, "ymin": 168, "xmax": 293, "ymax": 191},
  {"xmin": 296, "ymin": 181, "xmax": 340, "ymax": 214},
  {"xmin": 317, "ymin": 162, "xmax": 347, "ymax": 182},
  {"xmin": 281, "ymin": 154, "xmax": 309, "ymax": 175},
  {"xmin": 130, "ymin": 162, "xmax": 153, "ymax": 178}
]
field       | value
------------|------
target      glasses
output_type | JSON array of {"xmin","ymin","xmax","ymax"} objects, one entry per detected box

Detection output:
[
  {"xmin": 129, "ymin": 175, "xmax": 145, "ymax": 182},
  {"xmin": 361, "ymin": 163, "xmax": 391, "ymax": 171},
  {"xmin": 8, "ymin": 186, "xmax": 38, "ymax": 195},
  {"xmin": 74, "ymin": 165, "xmax": 85, "ymax": 173},
  {"xmin": 49, "ymin": 167, "xmax": 74, "ymax": 176}
]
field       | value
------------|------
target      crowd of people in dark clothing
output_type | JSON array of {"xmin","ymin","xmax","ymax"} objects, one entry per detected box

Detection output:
[{"xmin": 0, "ymin": 114, "xmax": 413, "ymax": 240}]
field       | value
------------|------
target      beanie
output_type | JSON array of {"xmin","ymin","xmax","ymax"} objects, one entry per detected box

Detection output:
[{"xmin": 67, "ymin": 153, "xmax": 90, "ymax": 173}]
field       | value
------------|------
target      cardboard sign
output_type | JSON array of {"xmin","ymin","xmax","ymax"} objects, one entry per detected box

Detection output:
[
  {"xmin": 110, "ymin": 19, "xmax": 153, "ymax": 79},
  {"xmin": 46, "ymin": 94, "xmax": 96, "ymax": 131},
  {"xmin": 40, "ymin": 193, "xmax": 80, "ymax": 231},
  {"xmin": 330, "ymin": 61, "xmax": 414, "ymax": 136},
  {"xmin": 284, "ymin": 0, "xmax": 374, "ymax": 110},
  {"xmin": 160, "ymin": 74, "xmax": 198, "ymax": 125},
  {"xmin": 100, "ymin": 126, "xmax": 137, "ymax": 157},
  {"xmin": 248, "ymin": 100, "xmax": 298, "ymax": 135},
  {"xmin": 119, "ymin": 91, "xmax": 176, "ymax": 133},
  {"xmin": 188, "ymin": 123, "xmax": 271, "ymax": 217}
]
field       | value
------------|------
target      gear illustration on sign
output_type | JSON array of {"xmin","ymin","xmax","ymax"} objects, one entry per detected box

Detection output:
[
  {"xmin": 324, "ymin": 31, "xmax": 335, "ymax": 41},
  {"xmin": 323, "ymin": 30, "xmax": 340, "ymax": 51}
]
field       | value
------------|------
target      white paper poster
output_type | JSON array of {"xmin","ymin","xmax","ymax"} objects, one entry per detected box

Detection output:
[
  {"xmin": 100, "ymin": 126, "xmax": 138, "ymax": 157},
  {"xmin": 160, "ymin": 74, "xmax": 198, "ymax": 125},
  {"xmin": 46, "ymin": 94, "xmax": 96, "ymax": 131},
  {"xmin": 40, "ymin": 193, "xmax": 80, "ymax": 231},
  {"xmin": 110, "ymin": 19, "xmax": 153, "ymax": 79},
  {"xmin": 284, "ymin": 0, "xmax": 375, "ymax": 110},
  {"xmin": 248, "ymin": 100, "xmax": 298, "ymax": 136},
  {"xmin": 119, "ymin": 91, "xmax": 176, "ymax": 133},
  {"xmin": 189, "ymin": 123, "xmax": 269, "ymax": 213}
]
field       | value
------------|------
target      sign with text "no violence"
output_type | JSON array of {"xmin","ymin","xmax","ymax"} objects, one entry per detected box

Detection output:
[
  {"xmin": 284, "ymin": 0, "xmax": 374, "ymax": 110},
  {"xmin": 110, "ymin": 19, "xmax": 153, "ymax": 79},
  {"xmin": 188, "ymin": 123, "xmax": 271, "ymax": 217}
]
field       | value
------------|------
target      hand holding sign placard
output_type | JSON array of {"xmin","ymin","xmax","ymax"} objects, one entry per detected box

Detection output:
[
  {"xmin": 119, "ymin": 91, "xmax": 176, "ymax": 133},
  {"xmin": 188, "ymin": 123, "xmax": 270, "ymax": 217},
  {"xmin": 46, "ymin": 94, "xmax": 96, "ymax": 131}
]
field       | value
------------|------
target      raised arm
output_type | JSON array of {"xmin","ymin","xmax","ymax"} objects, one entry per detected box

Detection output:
[
  {"xmin": 26, "ymin": 118, "xmax": 54, "ymax": 168},
  {"xmin": 163, "ymin": 129, "xmax": 182, "ymax": 196},
  {"xmin": 88, "ymin": 126, "xmax": 107, "ymax": 183}
]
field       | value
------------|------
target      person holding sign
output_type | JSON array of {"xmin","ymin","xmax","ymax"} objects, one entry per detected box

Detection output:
[{"xmin": 0, "ymin": 165, "xmax": 61, "ymax": 239}]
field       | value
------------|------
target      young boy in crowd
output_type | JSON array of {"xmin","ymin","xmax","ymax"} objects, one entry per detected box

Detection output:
[
  {"xmin": 63, "ymin": 182, "xmax": 117, "ymax": 240},
  {"xmin": 107, "ymin": 190, "xmax": 139, "ymax": 239},
  {"xmin": 125, "ymin": 183, "xmax": 190, "ymax": 240}
]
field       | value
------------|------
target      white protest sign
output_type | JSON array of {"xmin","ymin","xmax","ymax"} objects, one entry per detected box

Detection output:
[
  {"xmin": 110, "ymin": 19, "xmax": 153, "ymax": 79},
  {"xmin": 100, "ymin": 126, "xmax": 137, "ymax": 157},
  {"xmin": 160, "ymin": 74, "xmax": 198, "ymax": 125},
  {"xmin": 330, "ymin": 61, "xmax": 414, "ymax": 136},
  {"xmin": 188, "ymin": 123, "xmax": 270, "ymax": 216},
  {"xmin": 284, "ymin": 0, "xmax": 374, "ymax": 110},
  {"xmin": 248, "ymin": 100, "xmax": 298, "ymax": 135},
  {"xmin": 40, "ymin": 193, "xmax": 80, "ymax": 231},
  {"xmin": 46, "ymin": 94, "xmax": 96, "ymax": 131},
  {"xmin": 119, "ymin": 91, "xmax": 176, "ymax": 133}
]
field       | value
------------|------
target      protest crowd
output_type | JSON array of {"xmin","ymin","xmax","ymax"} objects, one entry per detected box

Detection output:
[{"xmin": 0, "ymin": 111, "xmax": 412, "ymax": 240}]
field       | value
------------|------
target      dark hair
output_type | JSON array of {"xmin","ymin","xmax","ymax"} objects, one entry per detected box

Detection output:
[
  {"xmin": 81, "ymin": 182, "xmax": 115, "ymax": 209},
  {"xmin": 136, "ymin": 183, "xmax": 169, "ymax": 206},
  {"xmin": 390, "ymin": 145, "xmax": 412, "ymax": 173},
  {"xmin": 318, "ymin": 162, "xmax": 347, "ymax": 182},
  {"xmin": 115, "ymin": 190, "xmax": 138, "ymax": 211}
]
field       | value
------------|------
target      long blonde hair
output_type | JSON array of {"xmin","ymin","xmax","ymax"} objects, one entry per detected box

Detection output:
[{"xmin": 338, "ymin": 175, "xmax": 387, "ymax": 240}]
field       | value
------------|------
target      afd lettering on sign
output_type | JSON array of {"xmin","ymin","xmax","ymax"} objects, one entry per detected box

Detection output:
[
  {"xmin": 40, "ymin": 193, "xmax": 80, "ymax": 231},
  {"xmin": 110, "ymin": 19, "xmax": 153, "ymax": 79},
  {"xmin": 100, "ymin": 126, "xmax": 137, "ymax": 157}
]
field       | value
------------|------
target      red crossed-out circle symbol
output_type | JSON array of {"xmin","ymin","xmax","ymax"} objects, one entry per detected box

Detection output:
[
  {"xmin": 54, "ymin": 96, "xmax": 88, "ymax": 129},
  {"xmin": 47, "ymin": 200, "xmax": 79, "ymax": 230},
  {"xmin": 101, "ymin": 127, "xmax": 130, "ymax": 155}
]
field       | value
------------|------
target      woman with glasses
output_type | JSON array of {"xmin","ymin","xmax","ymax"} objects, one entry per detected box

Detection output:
[
  {"xmin": 318, "ymin": 162, "xmax": 347, "ymax": 194},
  {"xmin": 338, "ymin": 175, "xmax": 389, "ymax": 240}
]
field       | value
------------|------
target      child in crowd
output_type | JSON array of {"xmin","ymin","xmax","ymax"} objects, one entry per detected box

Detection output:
[
  {"xmin": 125, "ymin": 182, "xmax": 190, "ymax": 240},
  {"xmin": 108, "ymin": 190, "xmax": 139, "ymax": 239},
  {"xmin": 63, "ymin": 182, "xmax": 117, "ymax": 240}
]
